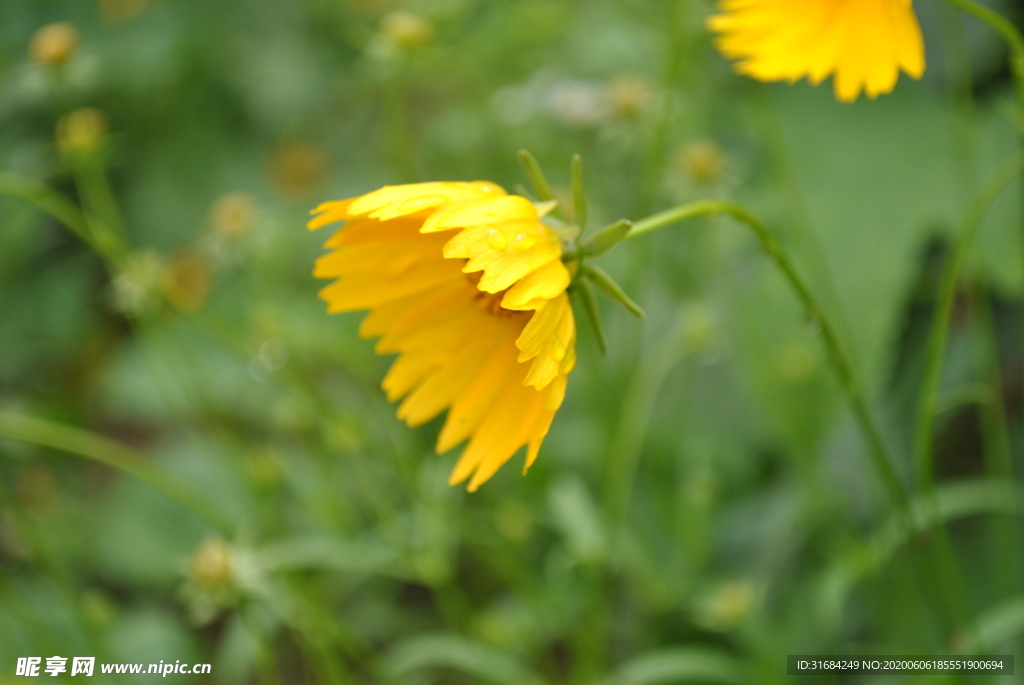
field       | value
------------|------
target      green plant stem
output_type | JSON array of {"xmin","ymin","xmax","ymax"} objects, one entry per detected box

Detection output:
[
  {"xmin": 0, "ymin": 410, "xmax": 233, "ymax": 534},
  {"xmin": 603, "ymin": 309, "xmax": 691, "ymax": 529},
  {"xmin": 906, "ymin": 153, "xmax": 1024, "ymax": 644},
  {"xmin": 384, "ymin": 73, "xmax": 417, "ymax": 184},
  {"xmin": 636, "ymin": 0, "xmax": 688, "ymax": 217},
  {"xmin": 0, "ymin": 170, "xmax": 127, "ymax": 265},
  {"xmin": 944, "ymin": 0, "xmax": 1024, "ymax": 449},
  {"xmin": 0, "ymin": 173, "xmax": 95, "ymax": 250},
  {"xmin": 968, "ymin": 282, "xmax": 1022, "ymax": 599},
  {"xmin": 911, "ymin": 152, "xmax": 1024, "ymax": 497},
  {"xmin": 628, "ymin": 201, "xmax": 908, "ymax": 508},
  {"xmin": 943, "ymin": 0, "xmax": 1024, "ymax": 107}
]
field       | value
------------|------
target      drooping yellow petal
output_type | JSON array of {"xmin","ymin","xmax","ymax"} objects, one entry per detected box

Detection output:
[
  {"xmin": 437, "ymin": 339, "xmax": 521, "ymax": 454},
  {"xmin": 449, "ymin": 361, "xmax": 548, "ymax": 492},
  {"xmin": 397, "ymin": 325, "xmax": 505, "ymax": 427},
  {"xmin": 310, "ymin": 180, "xmax": 576, "ymax": 491},
  {"xmin": 515, "ymin": 293, "xmax": 575, "ymax": 390},
  {"xmin": 317, "ymin": 260, "xmax": 462, "ymax": 313},
  {"xmin": 502, "ymin": 259, "xmax": 572, "ymax": 311},
  {"xmin": 708, "ymin": 0, "xmax": 925, "ymax": 102}
]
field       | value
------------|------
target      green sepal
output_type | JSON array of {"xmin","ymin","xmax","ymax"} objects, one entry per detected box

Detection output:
[
  {"xmin": 580, "ymin": 219, "xmax": 631, "ymax": 258},
  {"xmin": 583, "ymin": 263, "xmax": 645, "ymax": 319},
  {"xmin": 574, "ymin": 279, "xmax": 607, "ymax": 356},
  {"xmin": 516, "ymin": 149, "xmax": 565, "ymax": 220},
  {"xmin": 571, "ymin": 154, "xmax": 587, "ymax": 230},
  {"xmin": 513, "ymin": 183, "xmax": 534, "ymax": 201}
]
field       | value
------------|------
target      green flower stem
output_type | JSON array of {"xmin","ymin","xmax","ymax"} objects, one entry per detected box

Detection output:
[
  {"xmin": 384, "ymin": 74, "xmax": 417, "ymax": 184},
  {"xmin": 628, "ymin": 201, "xmax": 908, "ymax": 509},
  {"xmin": 907, "ymin": 153, "xmax": 1024, "ymax": 638},
  {"xmin": 70, "ymin": 151, "xmax": 128, "ymax": 245},
  {"xmin": 0, "ymin": 173, "xmax": 94, "ymax": 250},
  {"xmin": 943, "ymin": 0, "xmax": 1024, "ymax": 108},
  {"xmin": 0, "ymin": 171, "xmax": 127, "ymax": 266},
  {"xmin": 969, "ymin": 283, "xmax": 1023, "ymax": 599},
  {"xmin": 944, "ymin": 0, "xmax": 1024, "ymax": 435},
  {"xmin": 637, "ymin": 0, "xmax": 688, "ymax": 217},
  {"xmin": 0, "ymin": 410, "xmax": 233, "ymax": 534},
  {"xmin": 912, "ymin": 152, "xmax": 1024, "ymax": 497}
]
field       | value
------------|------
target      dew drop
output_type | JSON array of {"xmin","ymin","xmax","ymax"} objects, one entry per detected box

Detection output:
[
  {"xmin": 512, "ymin": 232, "xmax": 536, "ymax": 251},
  {"xmin": 485, "ymin": 228, "xmax": 508, "ymax": 250},
  {"xmin": 399, "ymin": 195, "xmax": 445, "ymax": 213}
]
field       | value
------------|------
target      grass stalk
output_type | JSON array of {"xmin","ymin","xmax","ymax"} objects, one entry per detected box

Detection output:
[{"xmin": 0, "ymin": 410, "xmax": 233, "ymax": 534}]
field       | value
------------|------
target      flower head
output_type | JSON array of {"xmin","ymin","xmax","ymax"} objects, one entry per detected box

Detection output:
[
  {"xmin": 29, "ymin": 22, "xmax": 79, "ymax": 67},
  {"xmin": 708, "ymin": 0, "xmax": 925, "ymax": 102},
  {"xmin": 309, "ymin": 182, "xmax": 576, "ymax": 491}
]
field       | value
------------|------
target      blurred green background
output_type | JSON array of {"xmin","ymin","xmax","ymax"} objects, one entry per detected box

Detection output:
[{"xmin": 3, "ymin": 0, "xmax": 1024, "ymax": 683}]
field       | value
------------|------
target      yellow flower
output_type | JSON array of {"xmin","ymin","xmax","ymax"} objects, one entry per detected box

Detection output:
[
  {"xmin": 309, "ymin": 182, "xmax": 576, "ymax": 491},
  {"xmin": 708, "ymin": 0, "xmax": 925, "ymax": 102}
]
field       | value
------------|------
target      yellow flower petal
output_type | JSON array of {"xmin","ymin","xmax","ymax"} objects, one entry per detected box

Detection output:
[
  {"xmin": 432, "ymin": 196, "xmax": 563, "ymax": 293},
  {"xmin": 708, "ymin": 0, "xmax": 924, "ymax": 102},
  {"xmin": 348, "ymin": 181, "xmax": 504, "ymax": 221},
  {"xmin": 515, "ymin": 292, "xmax": 575, "ymax": 390},
  {"xmin": 501, "ymin": 259, "xmax": 572, "ymax": 311}
]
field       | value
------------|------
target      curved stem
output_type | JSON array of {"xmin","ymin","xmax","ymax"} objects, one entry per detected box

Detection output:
[
  {"xmin": 0, "ymin": 410, "xmax": 233, "ymax": 534},
  {"xmin": 628, "ymin": 202, "xmax": 908, "ymax": 508},
  {"xmin": 912, "ymin": 152, "xmax": 1024, "ymax": 494},
  {"xmin": 0, "ymin": 173, "xmax": 92, "ymax": 244},
  {"xmin": 0, "ymin": 172, "xmax": 125, "ymax": 264}
]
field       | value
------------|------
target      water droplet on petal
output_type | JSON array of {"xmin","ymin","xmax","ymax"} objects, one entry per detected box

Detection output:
[
  {"xmin": 512, "ymin": 232, "xmax": 536, "ymax": 251},
  {"xmin": 485, "ymin": 228, "xmax": 508, "ymax": 250},
  {"xmin": 398, "ymin": 195, "xmax": 445, "ymax": 213}
]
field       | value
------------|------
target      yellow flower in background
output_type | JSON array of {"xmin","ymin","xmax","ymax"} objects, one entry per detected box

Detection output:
[
  {"xmin": 708, "ymin": 0, "xmax": 925, "ymax": 102},
  {"xmin": 309, "ymin": 182, "xmax": 576, "ymax": 491}
]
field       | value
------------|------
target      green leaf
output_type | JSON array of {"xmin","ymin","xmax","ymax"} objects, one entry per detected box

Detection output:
[
  {"xmin": 383, "ymin": 634, "xmax": 548, "ymax": 685},
  {"xmin": 571, "ymin": 153, "xmax": 587, "ymax": 230},
  {"xmin": 814, "ymin": 479, "xmax": 1023, "ymax": 636},
  {"xmin": 963, "ymin": 595, "xmax": 1024, "ymax": 652},
  {"xmin": 596, "ymin": 648, "xmax": 749, "ymax": 685},
  {"xmin": 581, "ymin": 219, "xmax": 631, "ymax": 257},
  {"xmin": 583, "ymin": 263, "xmax": 645, "ymax": 319},
  {"xmin": 575, "ymin": 279, "xmax": 607, "ymax": 355}
]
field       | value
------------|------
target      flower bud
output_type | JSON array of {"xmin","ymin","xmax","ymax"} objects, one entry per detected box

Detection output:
[
  {"xmin": 110, "ymin": 250, "xmax": 162, "ymax": 316},
  {"xmin": 56, "ymin": 108, "xmax": 108, "ymax": 154},
  {"xmin": 29, "ymin": 22, "xmax": 79, "ymax": 67},
  {"xmin": 548, "ymin": 81, "xmax": 609, "ymax": 128},
  {"xmin": 99, "ymin": 0, "xmax": 148, "ymax": 22},
  {"xmin": 380, "ymin": 11, "xmax": 433, "ymax": 50},
  {"xmin": 607, "ymin": 73, "xmax": 653, "ymax": 120},
  {"xmin": 696, "ymin": 580, "xmax": 756, "ymax": 631},
  {"xmin": 187, "ymin": 539, "xmax": 235, "ymax": 593},
  {"xmin": 160, "ymin": 250, "xmax": 213, "ymax": 312},
  {"xmin": 677, "ymin": 139, "xmax": 726, "ymax": 185},
  {"xmin": 269, "ymin": 141, "xmax": 329, "ymax": 198},
  {"xmin": 208, "ymin": 192, "xmax": 257, "ymax": 238}
]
